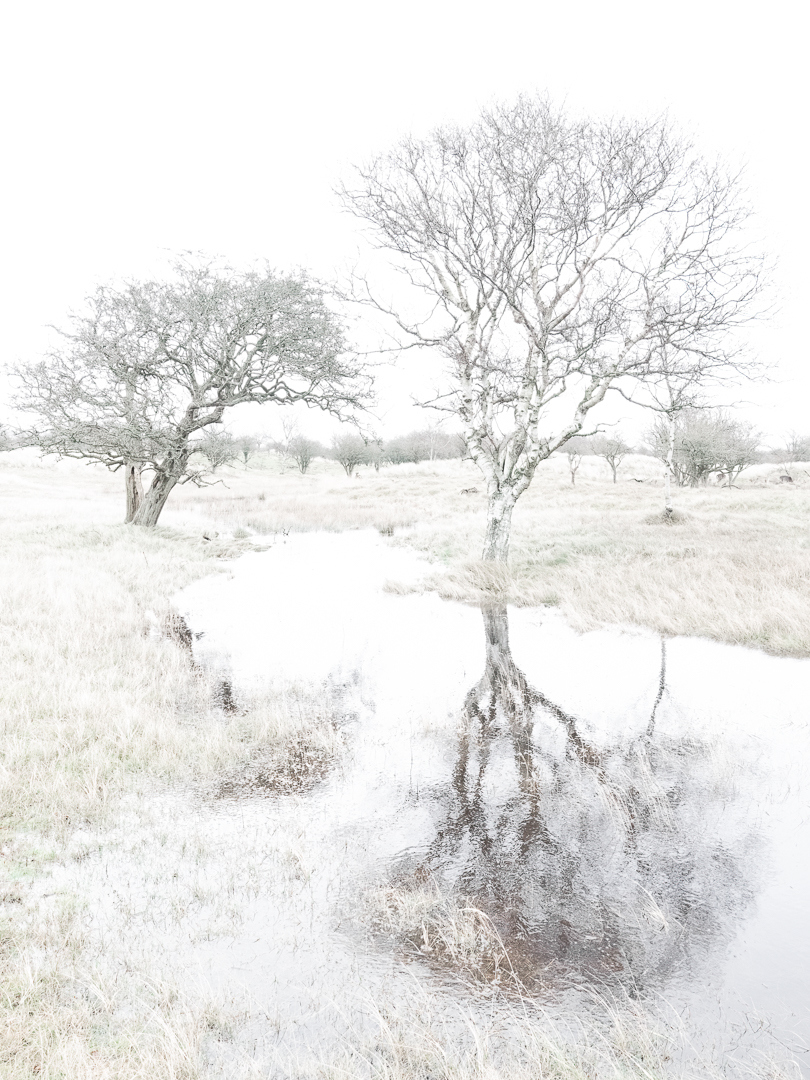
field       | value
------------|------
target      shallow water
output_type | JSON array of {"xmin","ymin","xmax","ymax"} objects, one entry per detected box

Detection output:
[
  {"xmin": 53, "ymin": 530, "xmax": 810, "ymax": 1074},
  {"xmin": 168, "ymin": 531, "xmax": 810, "ymax": 1070}
]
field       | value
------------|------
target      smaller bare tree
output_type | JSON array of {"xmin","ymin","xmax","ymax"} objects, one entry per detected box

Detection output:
[
  {"xmin": 365, "ymin": 439, "xmax": 384, "ymax": 471},
  {"xmin": 647, "ymin": 410, "xmax": 758, "ymax": 488},
  {"xmin": 331, "ymin": 432, "xmax": 368, "ymax": 476},
  {"xmin": 714, "ymin": 419, "xmax": 759, "ymax": 486},
  {"xmin": 563, "ymin": 436, "xmax": 591, "ymax": 486},
  {"xmin": 14, "ymin": 258, "xmax": 368, "ymax": 525},
  {"xmin": 235, "ymin": 434, "xmax": 260, "ymax": 467},
  {"xmin": 273, "ymin": 416, "xmax": 300, "ymax": 464},
  {"xmin": 288, "ymin": 435, "xmax": 321, "ymax": 474},
  {"xmin": 778, "ymin": 432, "xmax": 810, "ymax": 480},
  {"xmin": 197, "ymin": 429, "xmax": 237, "ymax": 471},
  {"xmin": 592, "ymin": 433, "xmax": 632, "ymax": 484}
]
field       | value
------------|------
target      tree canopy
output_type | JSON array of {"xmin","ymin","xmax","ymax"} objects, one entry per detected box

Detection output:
[
  {"xmin": 15, "ymin": 258, "xmax": 369, "ymax": 525},
  {"xmin": 341, "ymin": 95, "xmax": 766, "ymax": 558}
]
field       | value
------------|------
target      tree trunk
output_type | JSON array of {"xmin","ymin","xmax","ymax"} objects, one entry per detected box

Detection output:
[
  {"xmin": 131, "ymin": 471, "xmax": 179, "ymax": 527},
  {"xmin": 482, "ymin": 490, "xmax": 516, "ymax": 561},
  {"xmin": 123, "ymin": 462, "xmax": 145, "ymax": 523},
  {"xmin": 664, "ymin": 415, "xmax": 676, "ymax": 515},
  {"xmin": 611, "ymin": 463, "xmax": 618, "ymax": 484}
]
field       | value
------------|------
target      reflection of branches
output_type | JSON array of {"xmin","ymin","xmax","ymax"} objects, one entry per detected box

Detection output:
[
  {"xmin": 407, "ymin": 608, "xmax": 757, "ymax": 998},
  {"xmin": 647, "ymin": 638, "xmax": 667, "ymax": 739}
]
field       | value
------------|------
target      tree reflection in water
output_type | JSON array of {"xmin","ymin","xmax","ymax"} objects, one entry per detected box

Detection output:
[{"xmin": 401, "ymin": 606, "xmax": 757, "ymax": 998}]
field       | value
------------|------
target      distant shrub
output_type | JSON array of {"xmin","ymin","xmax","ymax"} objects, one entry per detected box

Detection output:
[
  {"xmin": 383, "ymin": 428, "xmax": 465, "ymax": 464},
  {"xmin": 646, "ymin": 410, "xmax": 759, "ymax": 486}
]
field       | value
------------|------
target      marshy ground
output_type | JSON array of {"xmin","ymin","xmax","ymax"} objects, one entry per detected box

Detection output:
[{"xmin": 1, "ymin": 449, "xmax": 809, "ymax": 1078}]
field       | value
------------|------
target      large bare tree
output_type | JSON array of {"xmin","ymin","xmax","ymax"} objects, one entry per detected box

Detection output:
[
  {"xmin": 341, "ymin": 96, "xmax": 764, "ymax": 559},
  {"xmin": 14, "ymin": 258, "xmax": 369, "ymax": 525}
]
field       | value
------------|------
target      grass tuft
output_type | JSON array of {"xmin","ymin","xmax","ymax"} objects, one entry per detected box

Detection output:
[{"xmin": 368, "ymin": 876, "xmax": 518, "ymax": 989}]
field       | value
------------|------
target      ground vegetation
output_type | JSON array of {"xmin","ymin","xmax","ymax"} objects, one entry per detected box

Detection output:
[
  {"xmin": 1, "ymin": 451, "xmax": 808, "ymax": 1077},
  {"xmin": 81, "ymin": 450, "xmax": 810, "ymax": 658}
]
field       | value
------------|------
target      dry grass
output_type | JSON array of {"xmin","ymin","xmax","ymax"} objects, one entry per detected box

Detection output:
[
  {"xmin": 3, "ymin": 447, "xmax": 806, "ymax": 833},
  {"xmin": 368, "ymin": 877, "xmax": 517, "ymax": 989},
  {"xmin": 305, "ymin": 992, "xmax": 664, "ymax": 1080},
  {"xmin": 427, "ymin": 473, "xmax": 810, "ymax": 657},
  {"xmin": 0, "ymin": 517, "xmax": 342, "ymax": 846},
  {"xmin": 0, "ymin": 451, "xmax": 355, "ymax": 829},
  {"xmin": 0, "ymin": 905, "xmax": 210, "ymax": 1079},
  {"xmin": 149, "ymin": 449, "xmax": 810, "ymax": 656},
  {"xmin": 0, "ymin": 454, "xmax": 350, "ymax": 1077},
  {"xmin": 296, "ymin": 985, "xmax": 798, "ymax": 1080},
  {"xmin": 1, "ymin": 448, "xmax": 808, "ymax": 1077}
]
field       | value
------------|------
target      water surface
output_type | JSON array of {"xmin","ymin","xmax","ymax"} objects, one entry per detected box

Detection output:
[
  {"xmin": 169, "ymin": 530, "xmax": 810, "ymax": 1071},
  {"xmin": 47, "ymin": 530, "xmax": 810, "ymax": 1075}
]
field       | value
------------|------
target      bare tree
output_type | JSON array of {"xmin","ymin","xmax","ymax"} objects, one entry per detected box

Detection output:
[
  {"xmin": 331, "ymin": 432, "xmax": 368, "ymax": 476},
  {"xmin": 647, "ymin": 409, "xmax": 759, "ymax": 487},
  {"xmin": 288, "ymin": 435, "xmax": 322, "ymax": 474},
  {"xmin": 592, "ymin": 433, "xmax": 632, "ymax": 484},
  {"xmin": 341, "ymin": 96, "xmax": 764, "ymax": 560},
  {"xmin": 196, "ymin": 428, "xmax": 237, "ymax": 471},
  {"xmin": 562, "ymin": 436, "xmax": 591, "ymax": 485},
  {"xmin": 14, "ymin": 258, "xmax": 369, "ymax": 525},
  {"xmin": 383, "ymin": 426, "xmax": 464, "ymax": 464},
  {"xmin": 711, "ymin": 415, "xmax": 760, "ymax": 486},
  {"xmin": 623, "ymin": 347, "xmax": 738, "ymax": 513},
  {"xmin": 273, "ymin": 415, "xmax": 300, "ymax": 464},
  {"xmin": 778, "ymin": 431, "xmax": 810, "ymax": 479},
  {"xmin": 365, "ymin": 438, "xmax": 384, "ymax": 471},
  {"xmin": 234, "ymin": 434, "xmax": 260, "ymax": 466}
]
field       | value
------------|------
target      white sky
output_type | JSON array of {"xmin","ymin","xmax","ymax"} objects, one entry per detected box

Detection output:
[{"xmin": 0, "ymin": 0, "xmax": 806, "ymax": 445}]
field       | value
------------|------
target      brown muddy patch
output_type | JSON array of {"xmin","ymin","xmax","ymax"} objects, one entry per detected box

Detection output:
[
  {"xmin": 208, "ymin": 679, "xmax": 355, "ymax": 799},
  {"xmin": 213, "ymin": 730, "xmax": 340, "ymax": 797}
]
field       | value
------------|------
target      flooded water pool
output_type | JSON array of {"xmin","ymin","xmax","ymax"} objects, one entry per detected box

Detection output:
[{"xmin": 58, "ymin": 531, "xmax": 810, "ymax": 1074}]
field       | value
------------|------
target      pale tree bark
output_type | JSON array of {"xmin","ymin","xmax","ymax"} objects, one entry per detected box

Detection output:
[
  {"xmin": 567, "ymin": 452, "xmax": 582, "ymax": 486},
  {"xmin": 131, "ymin": 472, "xmax": 181, "ymax": 527},
  {"xmin": 123, "ymin": 462, "xmax": 145, "ymax": 523},
  {"xmin": 664, "ymin": 415, "xmax": 676, "ymax": 516},
  {"xmin": 130, "ymin": 448, "xmax": 191, "ymax": 526},
  {"xmin": 482, "ymin": 492, "xmax": 518, "ymax": 562}
]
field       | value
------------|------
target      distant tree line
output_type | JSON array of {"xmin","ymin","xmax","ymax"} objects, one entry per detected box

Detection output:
[
  {"xmin": 558, "ymin": 410, "xmax": 776, "ymax": 487},
  {"xmin": 329, "ymin": 428, "xmax": 464, "ymax": 476},
  {"xmin": 188, "ymin": 425, "xmax": 466, "ymax": 477}
]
